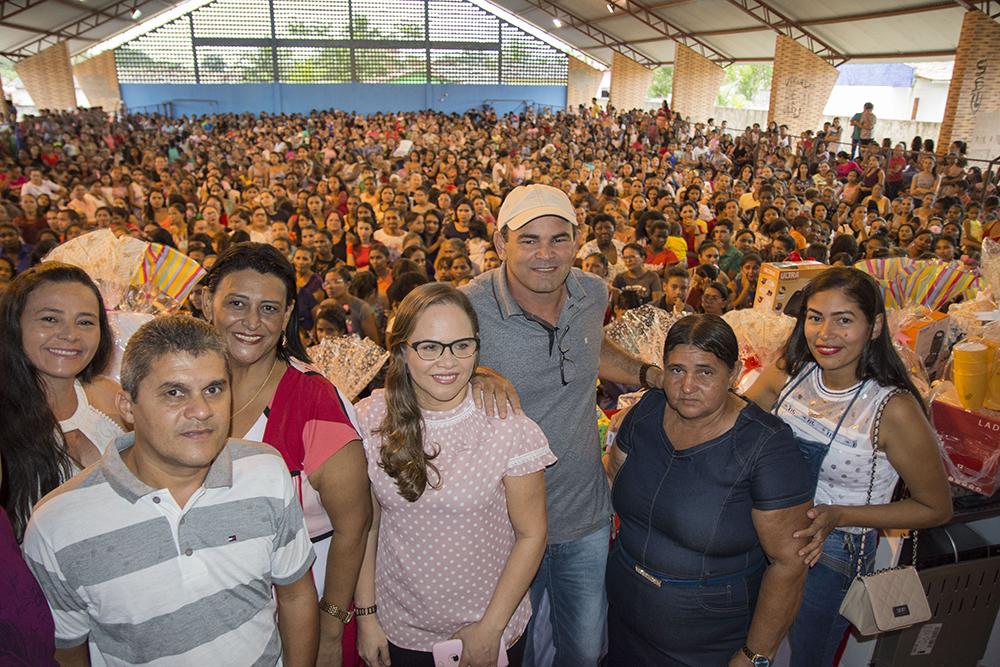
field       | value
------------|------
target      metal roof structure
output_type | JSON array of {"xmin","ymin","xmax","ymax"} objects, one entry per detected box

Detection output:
[
  {"xmin": 486, "ymin": 0, "xmax": 998, "ymax": 67},
  {"xmin": 1, "ymin": 0, "xmax": 996, "ymax": 65}
]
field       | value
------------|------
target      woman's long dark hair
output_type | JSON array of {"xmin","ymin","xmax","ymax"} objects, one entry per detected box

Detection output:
[
  {"xmin": 780, "ymin": 267, "xmax": 924, "ymax": 410},
  {"xmin": 203, "ymin": 242, "xmax": 310, "ymax": 364},
  {"xmin": 0, "ymin": 262, "xmax": 114, "ymax": 541},
  {"xmin": 376, "ymin": 283, "xmax": 479, "ymax": 502}
]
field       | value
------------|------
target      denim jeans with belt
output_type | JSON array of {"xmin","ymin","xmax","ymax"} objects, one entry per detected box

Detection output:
[
  {"xmin": 606, "ymin": 541, "xmax": 764, "ymax": 666},
  {"xmin": 788, "ymin": 528, "xmax": 877, "ymax": 667},
  {"xmin": 524, "ymin": 523, "xmax": 610, "ymax": 667}
]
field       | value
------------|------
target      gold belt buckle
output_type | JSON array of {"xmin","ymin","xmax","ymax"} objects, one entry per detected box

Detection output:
[{"xmin": 634, "ymin": 563, "xmax": 662, "ymax": 587}]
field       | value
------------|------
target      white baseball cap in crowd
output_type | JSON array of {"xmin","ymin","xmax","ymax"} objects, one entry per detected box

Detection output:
[{"xmin": 497, "ymin": 184, "xmax": 578, "ymax": 232}]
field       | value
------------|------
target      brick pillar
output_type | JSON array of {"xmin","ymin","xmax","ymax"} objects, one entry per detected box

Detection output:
[
  {"xmin": 671, "ymin": 44, "xmax": 725, "ymax": 122},
  {"xmin": 939, "ymin": 9, "xmax": 1000, "ymax": 158},
  {"xmin": 609, "ymin": 52, "xmax": 653, "ymax": 111},
  {"xmin": 0, "ymin": 72, "xmax": 9, "ymax": 119},
  {"xmin": 767, "ymin": 34, "xmax": 839, "ymax": 137},
  {"xmin": 15, "ymin": 42, "xmax": 77, "ymax": 111},
  {"xmin": 74, "ymin": 51, "xmax": 122, "ymax": 112},
  {"xmin": 567, "ymin": 57, "xmax": 603, "ymax": 112}
]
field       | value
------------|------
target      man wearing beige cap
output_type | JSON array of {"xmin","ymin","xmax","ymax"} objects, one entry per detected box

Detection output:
[{"xmin": 463, "ymin": 184, "xmax": 661, "ymax": 666}]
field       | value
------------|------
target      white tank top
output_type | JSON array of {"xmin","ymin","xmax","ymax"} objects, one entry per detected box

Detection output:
[
  {"xmin": 59, "ymin": 380, "xmax": 126, "ymax": 475},
  {"xmin": 775, "ymin": 364, "xmax": 900, "ymax": 533}
]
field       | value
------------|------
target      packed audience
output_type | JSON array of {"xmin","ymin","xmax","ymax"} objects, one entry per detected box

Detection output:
[{"xmin": 0, "ymin": 98, "xmax": 973, "ymax": 667}]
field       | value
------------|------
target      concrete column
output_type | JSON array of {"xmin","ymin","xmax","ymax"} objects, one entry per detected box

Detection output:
[
  {"xmin": 566, "ymin": 56, "xmax": 603, "ymax": 112},
  {"xmin": 15, "ymin": 42, "xmax": 77, "ymax": 111},
  {"xmin": 0, "ymin": 72, "xmax": 9, "ymax": 119},
  {"xmin": 671, "ymin": 44, "xmax": 725, "ymax": 123},
  {"xmin": 939, "ymin": 9, "xmax": 1000, "ymax": 159},
  {"xmin": 767, "ymin": 34, "xmax": 839, "ymax": 137},
  {"xmin": 74, "ymin": 51, "xmax": 122, "ymax": 112},
  {"xmin": 609, "ymin": 52, "xmax": 653, "ymax": 111}
]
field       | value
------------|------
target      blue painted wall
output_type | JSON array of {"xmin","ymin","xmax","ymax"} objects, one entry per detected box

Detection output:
[{"xmin": 120, "ymin": 83, "xmax": 567, "ymax": 116}]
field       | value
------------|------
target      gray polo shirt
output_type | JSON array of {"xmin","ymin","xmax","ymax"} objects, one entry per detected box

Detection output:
[{"xmin": 464, "ymin": 266, "xmax": 612, "ymax": 544}]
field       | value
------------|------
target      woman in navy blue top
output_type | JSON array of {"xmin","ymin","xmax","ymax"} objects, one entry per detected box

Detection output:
[{"xmin": 605, "ymin": 314, "xmax": 814, "ymax": 667}]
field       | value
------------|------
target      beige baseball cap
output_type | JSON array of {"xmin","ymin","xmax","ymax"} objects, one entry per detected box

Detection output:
[{"xmin": 497, "ymin": 184, "xmax": 578, "ymax": 232}]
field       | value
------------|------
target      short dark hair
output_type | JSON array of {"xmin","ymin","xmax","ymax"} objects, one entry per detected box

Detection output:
[
  {"xmin": 664, "ymin": 265, "xmax": 689, "ymax": 282},
  {"xmin": 663, "ymin": 314, "xmax": 739, "ymax": 370},
  {"xmin": 121, "ymin": 315, "xmax": 229, "ymax": 400}
]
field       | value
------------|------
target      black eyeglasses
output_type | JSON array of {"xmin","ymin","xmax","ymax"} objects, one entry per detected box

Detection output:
[{"xmin": 406, "ymin": 337, "xmax": 480, "ymax": 361}]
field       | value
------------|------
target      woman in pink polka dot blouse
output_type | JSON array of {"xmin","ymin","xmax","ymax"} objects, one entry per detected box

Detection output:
[{"xmin": 354, "ymin": 283, "xmax": 556, "ymax": 667}]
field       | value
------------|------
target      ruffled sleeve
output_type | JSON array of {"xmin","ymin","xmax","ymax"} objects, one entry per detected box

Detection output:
[{"xmin": 504, "ymin": 414, "xmax": 557, "ymax": 477}]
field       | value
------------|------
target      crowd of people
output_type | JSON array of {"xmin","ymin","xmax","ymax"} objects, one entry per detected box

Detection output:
[{"xmin": 0, "ymin": 97, "xmax": 972, "ymax": 667}]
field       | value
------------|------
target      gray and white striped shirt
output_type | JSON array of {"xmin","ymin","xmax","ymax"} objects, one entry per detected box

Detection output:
[{"xmin": 23, "ymin": 434, "xmax": 315, "ymax": 666}]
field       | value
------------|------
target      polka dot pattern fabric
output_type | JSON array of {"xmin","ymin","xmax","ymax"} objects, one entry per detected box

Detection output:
[{"xmin": 356, "ymin": 388, "xmax": 556, "ymax": 652}]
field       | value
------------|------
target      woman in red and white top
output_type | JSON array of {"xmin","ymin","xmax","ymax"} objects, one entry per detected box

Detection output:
[
  {"xmin": 203, "ymin": 242, "xmax": 371, "ymax": 667},
  {"xmin": 355, "ymin": 282, "xmax": 554, "ymax": 667}
]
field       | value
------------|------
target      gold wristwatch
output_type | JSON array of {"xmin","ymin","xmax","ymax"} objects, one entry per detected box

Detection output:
[{"xmin": 318, "ymin": 598, "xmax": 354, "ymax": 623}]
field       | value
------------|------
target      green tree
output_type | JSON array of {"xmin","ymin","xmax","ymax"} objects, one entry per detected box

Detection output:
[
  {"xmin": 648, "ymin": 65, "xmax": 672, "ymax": 98},
  {"xmin": 715, "ymin": 63, "xmax": 771, "ymax": 107},
  {"xmin": 735, "ymin": 64, "xmax": 772, "ymax": 102}
]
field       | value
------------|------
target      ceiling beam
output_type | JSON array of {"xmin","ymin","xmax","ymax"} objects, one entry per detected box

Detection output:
[
  {"xmin": 599, "ymin": 0, "xmax": 734, "ymax": 64},
  {"xmin": 519, "ymin": 0, "xmax": 659, "ymax": 67},
  {"xmin": 724, "ymin": 0, "xmax": 847, "ymax": 65},
  {"xmin": 645, "ymin": 48, "xmax": 957, "ymax": 66},
  {"xmin": 608, "ymin": 1, "xmax": 961, "ymax": 43},
  {"xmin": 644, "ymin": 0, "xmax": 698, "ymax": 9},
  {"xmin": 48, "ymin": 0, "xmax": 126, "ymax": 23},
  {"xmin": 0, "ymin": 0, "xmax": 51, "ymax": 23},
  {"xmin": 1, "ymin": 0, "xmax": 160, "ymax": 60},
  {"xmin": 952, "ymin": 0, "xmax": 1000, "ymax": 23},
  {"xmin": 0, "ymin": 19, "xmax": 97, "ymax": 43},
  {"xmin": 800, "ymin": 2, "xmax": 957, "ymax": 26}
]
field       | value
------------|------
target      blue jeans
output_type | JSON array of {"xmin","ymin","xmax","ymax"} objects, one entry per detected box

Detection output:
[
  {"xmin": 788, "ymin": 529, "xmax": 877, "ymax": 667},
  {"xmin": 524, "ymin": 523, "xmax": 610, "ymax": 667}
]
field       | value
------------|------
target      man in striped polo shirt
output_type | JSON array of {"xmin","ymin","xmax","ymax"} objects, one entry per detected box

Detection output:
[{"xmin": 23, "ymin": 315, "xmax": 319, "ymax": 666}]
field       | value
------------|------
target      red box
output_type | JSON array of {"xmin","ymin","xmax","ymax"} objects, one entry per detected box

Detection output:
[{"xmin": 931, "ymin": 399, "xmax": 1000, "ymax": 497}]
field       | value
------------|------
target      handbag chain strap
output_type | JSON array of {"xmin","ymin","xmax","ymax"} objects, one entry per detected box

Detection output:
[{"xmin": 853, "ymin": 389, "xmax": 918, "ymax": 579}]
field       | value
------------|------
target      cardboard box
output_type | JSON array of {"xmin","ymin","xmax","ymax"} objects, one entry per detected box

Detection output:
[
  {"xmin": 932, "ymin": 398, "xmax": 1000, "ymax": 497},
  {"xmin": 897, "ymin": 311, "xmax": 951, "ymax": 381},
  {"xmin": 753, "ymin": 261, "xmax": 830, "ymax": 314}
]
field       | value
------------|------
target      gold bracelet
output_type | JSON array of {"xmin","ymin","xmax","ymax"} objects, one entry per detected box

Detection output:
[
  {"xmin": 318, "ymin": 598, "xmax": 354, "ymax": 623},
  {"xmin": 354, "ymin": 604, "xmax": 378, "ymax": 616}
]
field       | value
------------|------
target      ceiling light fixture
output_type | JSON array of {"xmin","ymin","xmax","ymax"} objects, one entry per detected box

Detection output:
[
  {"xmin": 607, "ymin": 3, "xmax": 615, "ymax": 13},
  {"xmin": 552, "ymin": 17, "xmax": 563, "ymax": 28},
  {"xmin": 130, "ymin": 5, "xmax": 142, "ymax": 19}
]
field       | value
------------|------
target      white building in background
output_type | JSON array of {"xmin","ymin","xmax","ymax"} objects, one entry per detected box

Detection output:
[{"xmin": 822, "ymin": 62, "xmax": 951, "ymax": 123}]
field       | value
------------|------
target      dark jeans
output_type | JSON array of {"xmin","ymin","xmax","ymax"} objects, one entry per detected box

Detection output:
[
  {"xmin": 788, "ymin": 529, "xmax": 878, "ymax": 667},
  {"xmin": 388, "ymin": 633, "xmax": 526, "ymax": 667},
  {"xmin": 606, "ymin": 542, "xmax": 762, "ymax": 666}
]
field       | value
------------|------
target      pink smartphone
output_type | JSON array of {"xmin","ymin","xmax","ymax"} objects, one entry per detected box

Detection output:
[
  {"xmin": 431, "ymin": 639, "xmax": 462, "ymax": 667},
  {"xmin": 430, "ymin": 639, "xmax": 509, "ymax": 667}
]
